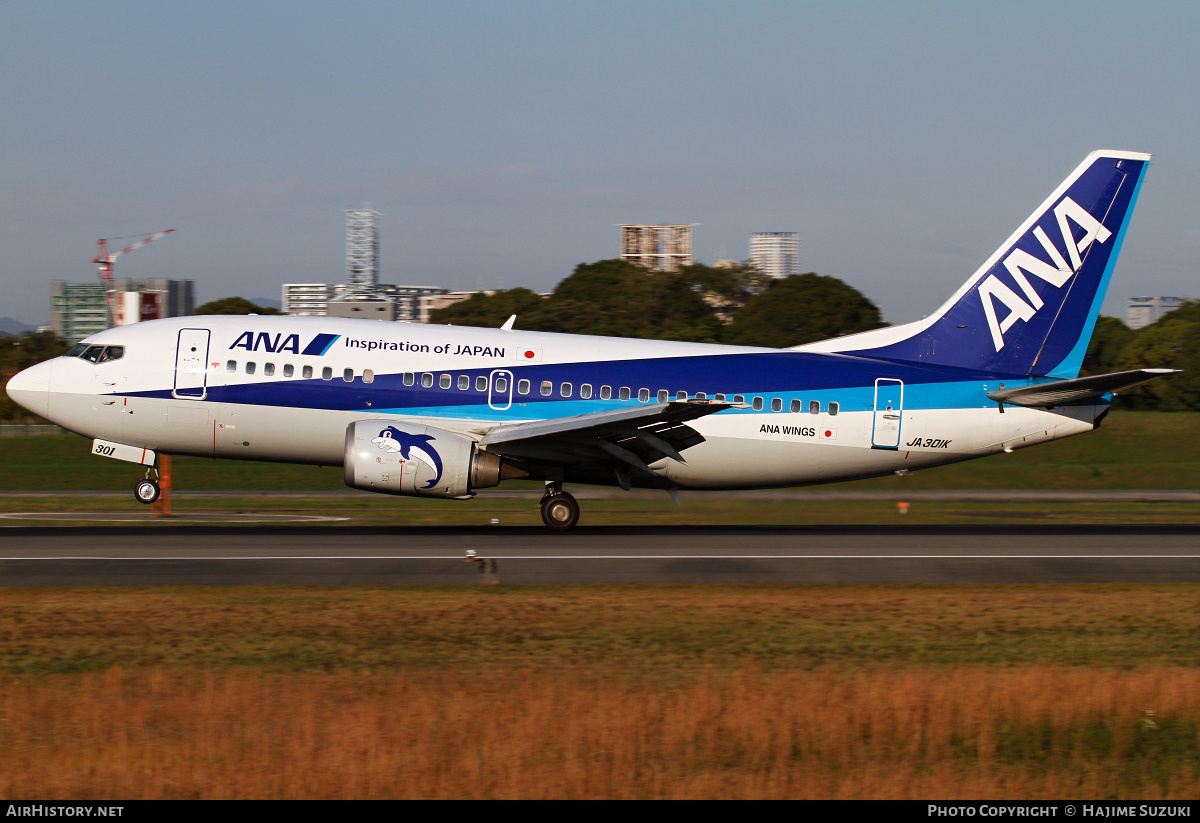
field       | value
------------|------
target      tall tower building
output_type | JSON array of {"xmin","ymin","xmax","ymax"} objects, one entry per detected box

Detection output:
[
  {"xmin": 750, "ymin": 232, "xmax": 799, "ymax": 279},
  {"xmin": 329, "ymin": 207, "xmax": 396, "ymax": 319},
  {"xmin": 344, "ymin": 208, "xmax": 381, "ymax": 291},
  {"xmin": 620, "ymin": 225, "xmax": 693, "ymax": 272}
]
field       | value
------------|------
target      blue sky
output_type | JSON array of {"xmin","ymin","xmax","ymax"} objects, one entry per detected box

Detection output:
[{"xmin": 3, "ymin": 1, "xmax": 1196, "ymax": 326}]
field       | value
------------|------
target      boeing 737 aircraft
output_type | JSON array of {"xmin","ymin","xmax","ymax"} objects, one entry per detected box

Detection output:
[{"xmin": 5, "ymin": 150, "xmax": 1177, "ymax": 529}]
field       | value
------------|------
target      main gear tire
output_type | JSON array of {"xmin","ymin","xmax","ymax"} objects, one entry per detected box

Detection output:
[{"xmin": 540, "ymin": 492, "xmax": 580, "ymax": 531}]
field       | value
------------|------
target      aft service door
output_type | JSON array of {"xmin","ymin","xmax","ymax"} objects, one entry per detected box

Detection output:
[
  {"xmin": 488, "ymin": 369, "xmax": 513, "ymax": 411},
  {"xmin": 173, "ymin": 328, "xmax": 211, "ymax": 399},
  {"xmin": 872, "ymin": 378, "xmax": 903, "ymax": 449}
]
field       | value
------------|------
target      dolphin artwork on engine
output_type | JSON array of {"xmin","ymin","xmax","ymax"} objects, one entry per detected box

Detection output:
[{"xmin": 371, "ymin": 426, "xmax": 444, "ymax": 489}]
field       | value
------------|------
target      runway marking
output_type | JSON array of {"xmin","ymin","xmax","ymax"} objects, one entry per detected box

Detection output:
[
  {"xmin": 0, "ymin": 513, "xmax": 350, "ymax": 523},
  {"xmin": 0, "ymin": 555, "xmax": 1196, "ymax": 561}
]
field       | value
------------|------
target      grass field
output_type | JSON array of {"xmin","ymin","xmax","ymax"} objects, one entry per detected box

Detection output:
[
  {"xmin": 3, "ymin": 411, "xmax": 1199, "ymax": 492},
  {"xmin": 1, "ymin": 585, "xmax": 1200, "ymax": 798},
  {"xmin": 2, "ymin": 412, "xmax": 1198, "ymax": 797}
]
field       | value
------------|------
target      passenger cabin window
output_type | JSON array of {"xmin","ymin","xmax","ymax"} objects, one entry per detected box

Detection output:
[
  {"xmin": 264, "ymin": 363, "xmax": 275, "ymax": 377},
  {"xmin": 580, "ymin": 384, "xmax": 593, "ymax": 399},
  {"xmin": 752, "ymin": 396, "xmax": 764, "ymax": 411},
  {"xmin": 403, "ymin": 372, "xmax": 415, "ymax": 386},
  {"xmin": 600, "ymin": 386, "xmax": 612, "ymax": 400},
  {"xmin": 695, "ymin": 392, "xmax": 707, "ymax": 400},
  {"xmin": 676, "ymin": 391, "xmax": 687, "ymax": 401},
  {"xmin": 422, "ymin": 373, "xmax": 434, "ymax": 388},
  {"xmin": 343, "ymin": 368, "xmax": 354, "ymax": 382},
  {"xmin": 638, "ymin": 388, "xmax": 650, "ymax": 402},
  {"xmin": 457, "ymin": 375, "xmax": 469, "ymax": 390},
  {"xmin": 771, "ymin": 397, "xmax": 782, "ymax": 412},
  {"xmin": 829, "ymin": 401, "xmax": 839, "ymax": 416},
  {"xmin": 715, "ymin": 394, "xmax": 726, "ymax": 402},
  {"xmin": 657, "ymin": 390, "xmax": 669, "ymax": 403},
  {"xmin": 560, "ymin": 382, "xmax": 572, "ymax": 398},
  {"xmin": 619, "ymin": 387, "xmax": 631, "ymax": 401},
  {"xmin": 363, "ymin": 369, "xmax": 374, "ymax": 384},
  {"xmin": 790, "ymin": 399, "xmax": 802, "ymax": 413},
  {"xmin": 226, "ymin": 361, "xmax": 237, "ymax": 373},
  {"xmin": 322, "ymin": 367, "xmax": 332, "ymax": 380},
  {"xmin": 439, "ymin": 374, "xmax": 451, "ymax": 389},
  {"xmin": 540, "ymin": 381, "xmax": 552, "ymax": 396},
  {"xmin": 733, "ymin": 395, "xmax": 745, "ymax": 404},
  {"xmin": 245, "ymin": 362, "xmax": 256, "ymax": 375},
  {"xmin": 476, "ymin": 376, "xmax": 487, "ymax": 391},
  {"xmin": 303, "ymin": 365, "xmax": 313, "ymax": 379},
  {"xmin": 283, "ymin": 364, "xmax": 294, "ymax": 378},
  {"xmin": 809, "ymin": 400, "xmax": 820, "ymax": 414},
  {"xmin": 494, "ymin": 376, "xmax": 508, "ymax": 392},
  {"xmin": 518, "ymin": 379, "xmax": 531, "ymax": 394}
]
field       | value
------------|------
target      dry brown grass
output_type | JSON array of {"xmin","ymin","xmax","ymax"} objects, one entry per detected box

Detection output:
[{"xmin": 2, "ymin": 665, "xmax": 1199, "ymax": 799}]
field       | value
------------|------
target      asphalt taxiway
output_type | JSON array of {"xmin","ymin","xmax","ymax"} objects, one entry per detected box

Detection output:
[{"xmin": 0, "ymin": 525, "xmax": 1196, "ymax": 585}]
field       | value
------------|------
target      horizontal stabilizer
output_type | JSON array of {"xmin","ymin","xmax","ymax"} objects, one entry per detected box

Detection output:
[{"xmin": 985, "ymin": 368, "xmax": 1179, "ymax": 408}]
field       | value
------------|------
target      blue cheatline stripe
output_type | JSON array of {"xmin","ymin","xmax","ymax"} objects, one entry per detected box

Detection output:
[
  {"xmin": 352, "ymin": 378, "xmax": 1105, "ymax": 422},
  {"xmin": 1047, "ymin": 161, "xmax": 1150, "ymax": 379},
  {"xmin": 301, "ymin": 334, "xmax": 341, "ymax": 356}
]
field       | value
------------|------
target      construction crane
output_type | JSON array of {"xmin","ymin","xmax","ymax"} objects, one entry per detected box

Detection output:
[{"xmin": 92, "ymin": 228, "xmax": 175, "ymax": 326}]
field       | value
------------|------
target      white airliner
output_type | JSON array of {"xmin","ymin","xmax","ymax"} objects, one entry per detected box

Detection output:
[{"xmin": 6, "ymin": 151, "xmax": 1176, "ymax": 529}]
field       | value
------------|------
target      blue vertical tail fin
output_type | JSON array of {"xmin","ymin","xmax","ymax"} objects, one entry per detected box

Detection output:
[{"xmin": 801, "ymin": 150, "xmax": 1150, "ymax": 377}]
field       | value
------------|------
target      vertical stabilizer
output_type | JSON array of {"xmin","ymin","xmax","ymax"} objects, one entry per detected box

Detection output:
[{"xmin": 799, "ymin": 151, "xmax": 1150, "ymax": 377}]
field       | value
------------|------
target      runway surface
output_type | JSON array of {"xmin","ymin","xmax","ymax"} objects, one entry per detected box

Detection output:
[{"xmin": 0, "ymin": 525, "xmax": 1197, "ymax": 585}]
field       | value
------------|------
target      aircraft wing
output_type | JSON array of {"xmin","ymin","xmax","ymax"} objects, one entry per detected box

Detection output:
[
  {"xmin": 478, "ymin": 400, "xmax": 736, "ymax": 487},
  {"xmin": 985, "ymin": 368, "xmax": 1179, "ymax": 408}
]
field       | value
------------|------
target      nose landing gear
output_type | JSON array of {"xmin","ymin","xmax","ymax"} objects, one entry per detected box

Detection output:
[
  {"xmin": 540, "ymin": 482, "xmax": 580, "ymax": 530},
  {"xmin": 135, "ymin": 466, "xmax": 160, "ymax": 504}
]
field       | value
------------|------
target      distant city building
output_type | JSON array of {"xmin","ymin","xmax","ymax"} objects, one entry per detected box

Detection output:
[
  {"xmin": 750, "ymin": 232, "xmax": 799, "ymax": 279},
  {"xmin": 1127, "ymin": 296, "xmax": 1187, "ymax": 330},
  {"xmin": 282, "ymin": 283, "xmax": 333, "ymax": 316},
  {"xmin": 620, "ymin": 224, "xmax": 693, "ymax": 272},
  {"xmin": 109, "ymin": 278, "xmax": 194, "ymax": 326},
  {"xmin": 50, "ymin": 282, "xmax": 107, "ymax": 344},
  {"xmin": 285, "ymin": 282, "xmax": 453, "ymax": 323},
  {"xmin": 420, "ymin": 291, "xmax": 494, "ymax": 322},
  {"xmin": 343, "ymin": 208, "xmax": 381, "ymax": 292},
  {"xmin": 50, "ymin": 279, "xmax": 194, "ymax": 343}
]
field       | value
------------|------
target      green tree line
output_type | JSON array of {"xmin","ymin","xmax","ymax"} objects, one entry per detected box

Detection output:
[
  {"xmin": 1082, "ymin": 302, "xmax": 1200, "ymax": 411},
  {"xmin": 430, "ymin": 259, "xmax": 885, "ymax": 348}
]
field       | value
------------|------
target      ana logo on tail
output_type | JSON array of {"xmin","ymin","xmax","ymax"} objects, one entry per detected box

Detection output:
[
  {"xmin": 372, "ymin": 426, "xmax": 444, "ymax": 489},
  {"xmin": 980, "ymin": 196, "xmax": 1112, "ymax": 352}
]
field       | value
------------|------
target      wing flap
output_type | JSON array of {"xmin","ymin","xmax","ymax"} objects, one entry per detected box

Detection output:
[{"xmin": 479, "ymin": 400, "xmax": 733, "ymax": 472}]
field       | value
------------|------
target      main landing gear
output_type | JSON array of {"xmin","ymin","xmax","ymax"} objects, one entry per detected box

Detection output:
[
  {"xmin": 135, "ymin": 465, "xmax": 160, "ymax": 504},
  {"xmin": 540, "ymin": 482, "xmax": 580, "ymax": 530}
]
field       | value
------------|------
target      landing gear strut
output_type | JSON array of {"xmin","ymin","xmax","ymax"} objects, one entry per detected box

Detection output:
[
  {"xmin": 540, "ymin": 482, "xmax": 580, "ymax": 530},
  {"xmin": 135, "ymin": 465, "xmax": 160, "ymax": 505}
]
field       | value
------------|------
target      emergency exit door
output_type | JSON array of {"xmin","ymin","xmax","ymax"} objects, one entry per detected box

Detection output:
[
  {"xmin": 871, "ymin": 378, "xmax": 904, "ymax": 449},
  {"xmin": 173, "ymin": 328, "xmax": 210, "ymax": 399}
]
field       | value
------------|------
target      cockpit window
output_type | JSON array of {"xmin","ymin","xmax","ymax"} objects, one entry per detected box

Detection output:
[{"xmin": 73, "ymin": 344, "xmax": 124, "ymax": 363}]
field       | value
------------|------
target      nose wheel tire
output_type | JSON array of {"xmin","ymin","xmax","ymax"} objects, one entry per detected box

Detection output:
[
  {"xmin": 540, "ymin": 492, "xmax": 580, "ymax": 530},
  {"xmin": 135, "ymin": 478, "xmax": 161, "ymax": 505}
]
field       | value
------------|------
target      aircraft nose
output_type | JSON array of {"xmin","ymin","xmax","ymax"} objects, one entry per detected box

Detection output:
[{"xmin": 5, "ymin": 359, "xmax": 53, "ymax": 418}]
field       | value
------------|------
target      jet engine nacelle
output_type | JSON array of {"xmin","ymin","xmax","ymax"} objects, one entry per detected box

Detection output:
[{"xmin": 343, "ymin": 419, "xmax": 503, "ymax": 499}]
